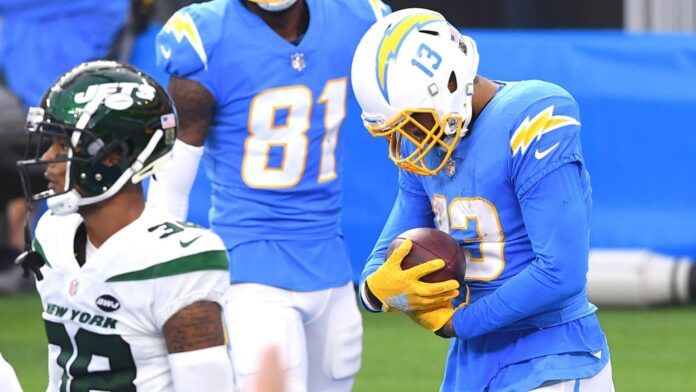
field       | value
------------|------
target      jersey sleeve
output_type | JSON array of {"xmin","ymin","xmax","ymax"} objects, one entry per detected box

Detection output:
[
  {"xmin": 155, "ymin": 3, "xmax": 223, "ymax": 97},
  {"xmin": 452, "ymin": 162, "xmax": 591, "ymax": 339},
  {"xmin": 151, "ymin": 233, "xmax": 230, "ymax": 329},
  {"xmin": 508, "ymin": 93, "xmax": 583, "ymax": 198},
  {"xmin": 359, "ymin": 170, "xmax": 433, "ymax": 310}
]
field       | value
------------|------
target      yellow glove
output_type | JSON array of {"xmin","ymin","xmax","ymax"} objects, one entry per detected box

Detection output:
[
  {"xmin": 408, "ymin": 287, "xmax": 469, "ymax": 335},
  {"xmin": 407, "ymin": 306, "xmax": 455, "ymax": 333},
  {"xmin": 365, "ymin": 239, "xmax": 459, "ymax": 313}
]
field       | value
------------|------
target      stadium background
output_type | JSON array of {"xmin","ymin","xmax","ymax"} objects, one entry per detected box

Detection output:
[{"xmin": 1, "ymin": 0, "xmax": 695, "ymax": 390}]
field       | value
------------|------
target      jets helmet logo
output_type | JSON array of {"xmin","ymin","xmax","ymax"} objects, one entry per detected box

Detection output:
[{"xmin": 74, "ymin": 82, "xmax": 157, "ymax": 111}]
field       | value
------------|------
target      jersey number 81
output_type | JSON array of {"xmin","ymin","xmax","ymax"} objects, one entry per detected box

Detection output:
[{"xmin": 242, "ymin": 79, "xmax": 347, "ymax": 189}]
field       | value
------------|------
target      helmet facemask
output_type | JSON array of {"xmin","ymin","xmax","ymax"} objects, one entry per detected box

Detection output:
[
  {"xmin": 17, "ymin": 107, "xmax": 77, "ymax": 204},
  {"xmin": 365, "ymin": 109, "xmax": 463, "ymax": 175}
]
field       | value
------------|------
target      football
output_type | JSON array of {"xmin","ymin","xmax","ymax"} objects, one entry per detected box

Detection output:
[{"xmin": 386, "ymin": 228, "xmax": 466, "ymax": 283}]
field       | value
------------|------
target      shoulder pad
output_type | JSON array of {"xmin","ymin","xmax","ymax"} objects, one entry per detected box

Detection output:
[
  {"xmin": 34, "ymin": 211, "xmax": 79, "ymax": 245},
  {"xmin": 33, "ymin": 211, "xmax": 82, "ymax": 271},
  {"xmin": 156, "ymin": 1, "xmax": 225, "ymax": 77}
]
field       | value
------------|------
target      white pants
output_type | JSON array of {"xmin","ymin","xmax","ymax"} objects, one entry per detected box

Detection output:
[
  {"xmin": 223, "ymin": 282, "xmax": 362, "ymax": 392},
  {"xmin": 531, "ymin": 361, "xmax": 615, "ymax": 391}
]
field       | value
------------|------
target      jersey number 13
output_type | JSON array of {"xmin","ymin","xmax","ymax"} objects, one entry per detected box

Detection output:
[{"xmin": 432, "ymin": 196, "xmax": 506, "ymax": 281}]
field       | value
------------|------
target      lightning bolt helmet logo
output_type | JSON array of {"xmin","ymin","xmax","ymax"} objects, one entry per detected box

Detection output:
[{"xmin": 375, "ymin": 13, "xmax": 444, "ymax": 103}]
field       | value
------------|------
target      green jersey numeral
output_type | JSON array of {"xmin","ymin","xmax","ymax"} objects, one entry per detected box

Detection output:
[{"xmin": 44, "ymin": 321, "xmax": 136, "ymax": 391}]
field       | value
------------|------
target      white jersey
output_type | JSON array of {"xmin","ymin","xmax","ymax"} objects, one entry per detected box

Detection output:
[{"xmin": 33, "ymin": 206, "xmax": 229, "ymax": 392}]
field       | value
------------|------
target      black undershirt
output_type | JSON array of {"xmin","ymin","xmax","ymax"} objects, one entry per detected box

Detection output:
[{"xmin": 73, "ymin": 223, "xmax": 87, "ymax": 267}]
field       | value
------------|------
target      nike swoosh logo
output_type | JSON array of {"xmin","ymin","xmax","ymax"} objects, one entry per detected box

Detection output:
[
  {"xmin": 159, "ymin": 45, "xmax": 172, "ymax": 59},
  {"xmin": 179, "ymin": 235, "xmax": 202, "ymax": 248},
  {"xmin": 535, "ymin": 142, "xmax": 560, "ymax": 160}
]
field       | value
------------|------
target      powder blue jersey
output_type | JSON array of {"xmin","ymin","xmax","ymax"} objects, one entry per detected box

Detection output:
[
  {"xmin": 157, "ymin": 0, "xmax": 387, "ymax": 290},
  {"xmin": 361, "ymin": 81, "xmax": 609, "ymax": 390}
]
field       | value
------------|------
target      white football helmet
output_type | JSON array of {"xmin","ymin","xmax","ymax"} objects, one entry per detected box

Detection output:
[
  {"xmin": 351, "ymin": 8, "xmax": 479, "ymax": 175},
  {"xmin": 248, "ymin": 0, "xmax": 298, "ymax": 12}
]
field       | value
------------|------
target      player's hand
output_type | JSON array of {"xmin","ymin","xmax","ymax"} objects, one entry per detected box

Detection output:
[
  {"xmin": 408, "ymin": 286, "xmax": 469, "ymax": 336},
  {"xmin": 407, "ymin": 305, "xmax": 456, "ymax": 334},
  {"xmin": 365, "ymin": 239, "xmax": 459, "ymax": 313}
]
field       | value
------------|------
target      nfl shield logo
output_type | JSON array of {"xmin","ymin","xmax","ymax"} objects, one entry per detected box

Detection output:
[
  {"xmin": 69, "ymin": 279, "xmax": 79, "ymax": 296},
  {"xmin": 445, "ymin": 158, "xmax": 456, "ymax": 177},
  {"xmin": 291, "ymin": 53, "xmax": 306, "ymax": 72}
]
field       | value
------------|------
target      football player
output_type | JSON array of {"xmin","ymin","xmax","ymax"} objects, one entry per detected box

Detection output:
[
  {"xmin": 148, "ymin": 0, "xmax": 389, "ymax": 391},
  {"xmin": 352, "ymin": 9, "xmax": 615, "ymax": 391},
  {"xmin": 15, "ymin": 61, "xmax": 236, "ymax": 391}
]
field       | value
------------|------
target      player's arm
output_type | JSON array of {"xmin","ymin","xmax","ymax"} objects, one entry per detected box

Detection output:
[
  {"xmin": 146, "ymin": 77, "xmax": 214, "ymax": 219},
  {"xmin": 169, "ymin": 77, "xmax": 215, "ymax": 147},
  {"xmin": 164, "ymin": 300, "xmax": 235, "ymax": 391},
  {"xmin": 164, "ymin": 300, "xmax": 225, "ymax": 352},
  {"xmin": 147, "ymin": 7, "xmax": 219, "ymax": 219},
  {"xmin": 442, "ymin": 161, "xmax": 590, "ymax": 339},
  {"xmin": 360, "ymin": 172, "xmax": 458, "ymax": 313}
]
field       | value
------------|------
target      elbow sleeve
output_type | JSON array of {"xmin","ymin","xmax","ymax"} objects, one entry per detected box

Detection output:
[
  {"xmin": 147, "ymin": 139, "xmax": 203, "ymax": 220},
  {"xmin": 168, "ymin": 345, "xmax": 236, "ymax": 392}
]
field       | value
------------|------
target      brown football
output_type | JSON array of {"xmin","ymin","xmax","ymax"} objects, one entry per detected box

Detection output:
[{"xmin": 386, "ymin": 227, "xmax": 466, "ymax": 283}]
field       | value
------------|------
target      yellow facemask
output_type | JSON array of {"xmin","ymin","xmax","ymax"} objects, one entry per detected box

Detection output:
[{"xmin": 365, "ymin": 109, "xmax": 463, "ymax": 176}]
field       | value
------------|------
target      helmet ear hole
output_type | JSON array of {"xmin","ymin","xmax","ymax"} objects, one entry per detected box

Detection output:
[{"xmin": 448, "ymin": 71, "xmax": 458, "ymax": 93}]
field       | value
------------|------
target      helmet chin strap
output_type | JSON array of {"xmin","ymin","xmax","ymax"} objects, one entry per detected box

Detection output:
[
  {"xmin": 253, "ymin": 0, "xmax": 298, "ymax": 12},
  {"xmin": 46, "ymin": 189, "xmax": 82, "ymax": 216},
  {"xmin": 47, "ymin": 130, "xmax": 164, "ymax": 216}
]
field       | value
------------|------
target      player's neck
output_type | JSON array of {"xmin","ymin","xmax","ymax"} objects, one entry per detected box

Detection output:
[
  {"xmin": 79, "ymin": 185, "xmax": 145, "ymax": 248},
  {"xmin": 245, "ymin": 0, "xmax": 309, "ymax": 43},
  {"xmin": 471, "ymin": 76, "xmax": 499, "ymax": 119}
]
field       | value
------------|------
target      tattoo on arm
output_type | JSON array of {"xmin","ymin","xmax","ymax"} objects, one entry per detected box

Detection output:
[
  {"xmin": 163, "ymin": 301, "xmax": 225, "ymax": 353},
  {"xmin": 167, "ymin": 76, "xmax": 215, "ymax": 146}
]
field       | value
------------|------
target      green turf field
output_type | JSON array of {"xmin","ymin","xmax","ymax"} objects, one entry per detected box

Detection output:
[{"xmin": 1, "ymin": 292, "xmax": 695, "ymax": 391}]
